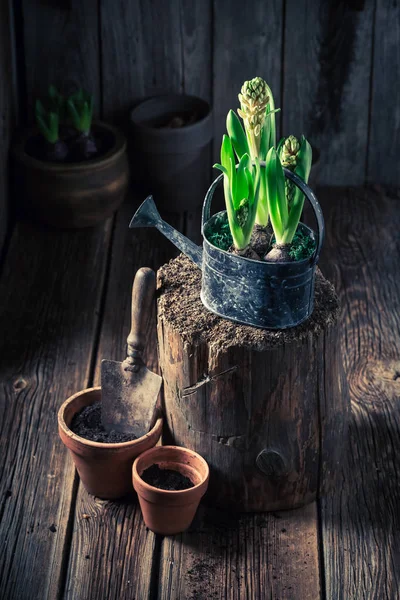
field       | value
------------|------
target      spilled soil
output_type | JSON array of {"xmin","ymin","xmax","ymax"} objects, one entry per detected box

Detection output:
[{"xmin": 157, "ymin": 254, "xmax": 340, "ymax": 352}]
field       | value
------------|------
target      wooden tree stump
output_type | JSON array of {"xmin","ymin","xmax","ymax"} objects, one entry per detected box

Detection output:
[{"xmin": 157, "ymin": 254, "xmax": 349, "ymax": 512}]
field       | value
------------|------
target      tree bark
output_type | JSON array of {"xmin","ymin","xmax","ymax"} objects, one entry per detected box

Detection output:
[{"xmin": 157, "ymin": 256, "xmax": 349, "ymax": 511}]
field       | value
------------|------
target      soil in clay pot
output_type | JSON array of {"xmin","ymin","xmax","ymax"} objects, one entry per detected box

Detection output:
[
  {"xmin": 152, "ymin": 110, "xmax": 199, "ymax": 129},
  {"xmin": 141, "ymin": 464, "xmax": 195, "ymax": 491},
  {"xmin": 70, "ymin": 403, "xmax": 137, "ymax": 443}
]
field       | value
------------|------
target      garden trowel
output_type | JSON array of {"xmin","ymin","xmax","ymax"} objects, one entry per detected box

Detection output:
[{"xmin": 101, "ymin": 267, "xmax": 162, "ymax": 438}]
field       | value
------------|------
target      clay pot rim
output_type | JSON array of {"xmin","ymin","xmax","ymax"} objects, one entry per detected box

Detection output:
[
  {"xmin": 132, "ymin": 445, "xmax": 210, "ymax": 496},
  {"xmin": 58, "ymin": 386, "xmax": 163, "ymax": 450},
  {"xmin": 12, "ymin": 121, "xmax": 127, "ymax": 172},
  {"xmin": 129, "ymin": 94, "xmax": 212, "ymax": 139}
]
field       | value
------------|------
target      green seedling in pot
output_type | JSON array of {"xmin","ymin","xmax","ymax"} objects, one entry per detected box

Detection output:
[
  {"xmin": 214, "ymin": 134, "xmax": 261, "ymax": 259},
  {"xmin": 35, "ymin": 98, "xmax": 68, "ymax": 162},
  {"xmin": 67, "ymin": 89, "xmax": 98, "ymax": 159},
  {"xmin": 226, "ymin": 76, "xmax": 280, "ymax": 255},
  {"xmin": 264, "ymin": 135, "xmax": 312, "ymax": 262},
  {"xmin": 48, "ymin": 84, "xmax": 66, "ymax": 119}
]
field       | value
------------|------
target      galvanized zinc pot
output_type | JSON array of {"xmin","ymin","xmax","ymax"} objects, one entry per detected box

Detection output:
[{"xmin": 129, "ymin": 168, "xmax": 324, "ymax": 329}]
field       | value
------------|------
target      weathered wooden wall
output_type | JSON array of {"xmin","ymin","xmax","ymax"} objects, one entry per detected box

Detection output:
[
  {"xmin": 0, "ymin": 1, "xmax": 15, "ymax": 256},
  {"xmin": 3, "ymin": 0, "xmax": 399, "ymax": 245}
]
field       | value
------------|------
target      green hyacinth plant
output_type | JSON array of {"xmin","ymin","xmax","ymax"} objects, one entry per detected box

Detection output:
[
  {"xmin": 226, "ymin": 76, "xmax": 280, "ymax": 227},
  {"xmin": 35, "ymin": 96, "xmax": 68, "ymax": 161},
  {"xmin": 264, "ymin": 135, "xmax": 312, "ymax": 261},
  {"xmin": 214, "ymin": 135, "xmax": 261, "ymax": 253},
  {"xmin": 213, "ymin": 78, "xmax": 313, "ymax": 262}
]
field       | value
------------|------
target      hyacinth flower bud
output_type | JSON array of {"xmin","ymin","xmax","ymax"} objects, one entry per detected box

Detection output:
[
  {"xmin": 238, "ymin": 77, "xmax": 270, "ymax": 157},
  {"xmin": 278, "ymin": 135, "xmax": 301, "ymax": 208}
]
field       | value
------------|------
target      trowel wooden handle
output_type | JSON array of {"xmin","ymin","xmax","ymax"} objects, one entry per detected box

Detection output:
[{"xmin": 126, "ymin": 267, "xmax": 156, "ymax": 363}]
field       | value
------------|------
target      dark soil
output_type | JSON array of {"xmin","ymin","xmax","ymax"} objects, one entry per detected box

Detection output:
[
  {"xmin": 157, "ymin": 110, "xmax": 198, "ymax": 129},
  {"xmin": 70, "ymin": 403, "xmax": 137, "ymax": 443},
  {"xmin": 157, "ymin": 254, "xmax": 340, "ymax": 352},
  {"xmin": 141, "ymin": 464, "xmax": 194, "ymax": 490}
]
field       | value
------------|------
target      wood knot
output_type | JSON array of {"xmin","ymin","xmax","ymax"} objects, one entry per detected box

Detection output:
[
  {"xmin": 256, "ymin": 449, "xmax": 288, "ymax": 483},
  {"xmin": 13, "ymin": 378, "xmax": 28, "ymax": 391},
  {"xmin": 352, "ymin": 359, "xmax": 400, "ymax": 406}
]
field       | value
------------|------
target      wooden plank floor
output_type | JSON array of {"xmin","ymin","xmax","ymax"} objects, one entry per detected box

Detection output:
[{"xmin": 0, "ymin": 187, "xmax": 399, "ymax": 599}]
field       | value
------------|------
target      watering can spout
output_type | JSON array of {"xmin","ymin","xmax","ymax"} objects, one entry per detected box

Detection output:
[{"xmin": 129, "ymin": 196, "xmax": 203, "ymax": 268}]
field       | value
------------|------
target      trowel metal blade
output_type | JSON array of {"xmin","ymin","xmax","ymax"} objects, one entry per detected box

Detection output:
[{"xmin": 101, "ymin": 359, "xmax": 162, "ymax": 438}]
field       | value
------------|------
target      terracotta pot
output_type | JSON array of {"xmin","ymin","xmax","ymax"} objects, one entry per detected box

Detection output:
[
  {"xmin": 12, "ymin": 121, "xmax": 129, "ymax": 229},
  {"xmin": 58, "ymin": 387, "xmax": 163, "ymax": 499},
  {"xmin": 132, "ymin": 445, "xmax": 209, "ymax": 535}
]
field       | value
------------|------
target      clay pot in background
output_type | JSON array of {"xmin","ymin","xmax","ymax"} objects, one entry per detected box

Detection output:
[
  {"xmin": 132, "ymin": 445, "xmax": 209, "ymax": 535},
  {"xmin": 13, "ymin": 121, "xmax": 129, "ymax": 229},
  {"xmin": 129, "ymin": 95, "xmax": 213, "ymax": 212},
  {"xmin": 58, "ymin": 387, "xmax": 163, "ymax": 499}
]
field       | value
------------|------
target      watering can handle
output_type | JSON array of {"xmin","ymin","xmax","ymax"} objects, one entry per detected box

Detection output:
[{"xmin": 202, "ymin": 166, "xmax": 325, "ymax": 267}]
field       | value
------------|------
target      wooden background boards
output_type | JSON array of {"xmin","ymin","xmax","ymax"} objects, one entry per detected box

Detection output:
[
  {"xmin": 0, "ymin": 185, "xmax": 399, "ymax": 599},
  {"xmin": 7, "ymin": 0, "xmax": 400, "ymax": 190}
]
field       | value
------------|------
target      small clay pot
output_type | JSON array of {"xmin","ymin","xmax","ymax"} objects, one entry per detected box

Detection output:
[
  {"xmin": 132, "ymin": 445, "xmax": 209, "ymax": 535},
  {"xmin": 58, "ymin": 387, "xmax": 163, "ymax": 499},
  {"xmin": 13, "ymin": 121, "xmax": 129, "ymax": 229}
]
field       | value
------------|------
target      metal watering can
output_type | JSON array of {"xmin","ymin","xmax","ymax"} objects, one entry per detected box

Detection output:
[{"xmin": 129, "ymin": 168, "xmax": 325, "ymax": 329}]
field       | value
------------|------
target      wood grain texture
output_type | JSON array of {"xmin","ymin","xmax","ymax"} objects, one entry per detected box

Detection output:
[
  {"xmin": 63, "ymin": 201, "xmax": 178, "ymax": 600},
  {"xmin": 0, "ymin": 0, "xmax": 15, "ymax": 254},
  {"xmin": 100, "ymin": 0, "xmax": 212, "ymax": 122},
  {"xmin": 318, "ymin": 187, "xmax": 400, "ymax": 599},
  {"xmin": 283, "ymin": 0, "xmax": 374, "ymax": 185},
  {"xmin": 212, "ymin": 0, "xmax": 283, "ymax": 162},
  {"xmin": 159, "ymin": 502, "xmax": 321, "ymax": 600},
  {"xmin": 367, "ymin": 0, "xmax": 400, "ymax": 185},
  {"xmin": 0, "ymin": 220, "xmax": 111, "ymax": 600},
  {"xmin": 21, "ymin": 0, "xmax": 100, "ymax": 119},
  {"xmin": 157, "ymin": 257, "xmax": 349, "ymax": 512}
]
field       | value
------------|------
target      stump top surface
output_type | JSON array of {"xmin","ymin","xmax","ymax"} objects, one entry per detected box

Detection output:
[{"xmin": 157, "ymin": 254, "xmax": 340, "ymax": 351}]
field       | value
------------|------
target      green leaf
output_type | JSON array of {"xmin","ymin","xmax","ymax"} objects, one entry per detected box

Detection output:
[
  {"xmin": 221, "ymin": 135, "xmax": 237, "ymax": 210},
  {"xmin": 35, "ymin": 99, "xmax": 46, "ymax": 118},
  {"xmin": 294, "ymin": 136, "xmax": 312, "ymax": 183},
  {"xmin": 265, "ymin": 147, "xmax": 287, "ymax": 242},
  {"xmin": 226, "ymin": 110, "xmax": 249, "ymax": 159},
  {"xmin": 255, "ymin": 168, "xmax": 269, "ymax": 226},
  {"xmin": 66, "ymin": 89, "xmax": 93, "ymax": 133},
  {"xmin": 67, "ymin": 98, "xmax": 81, "ymax": 130},
  {"xmin": 235, "ymin": 153, "xmax": 250, "ymax": 209},
  {"xmin": 244, "ymin": 166, "xmax": 254, "ymax": 204},
  {"xmin": 35, "ymin": 99, "xmax": 59, "ymax": 143},
  {"xmin": 276, "ymin": 137, "xmax": 285, "ymax": 158},
  {"xmin": 213, "ymin": 163, "xmax": 228, "ymax": 176},
  {"xmin": 282, "ymin": 136, "xmax": 313, "ymax": 243}
]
